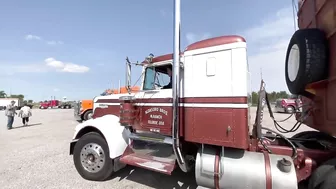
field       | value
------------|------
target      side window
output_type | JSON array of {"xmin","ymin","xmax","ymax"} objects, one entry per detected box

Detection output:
[
  {"xmin": 143, "ymin": 67, "xmax": 155, "ymax": 90},
  {"xmin": 143, "ymin": 65, "xmax": 172, "ymax": 90},
  {"xmin": 156, "ymin": 71, "xmax": 170, "ymax": 88}
]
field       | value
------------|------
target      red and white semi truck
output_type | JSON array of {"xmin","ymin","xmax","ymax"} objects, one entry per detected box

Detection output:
[{"xmin": 69, "ymin": 0, "xmax": 336, "ymax": 188}]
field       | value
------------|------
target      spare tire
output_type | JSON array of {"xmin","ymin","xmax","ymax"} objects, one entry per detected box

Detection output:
[{"xmin": 285, "ymin": 28, "xmax": 329, "ymax": 95}]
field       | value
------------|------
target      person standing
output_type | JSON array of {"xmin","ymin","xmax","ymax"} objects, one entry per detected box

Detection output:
[
  {"xmin": 162, "ymin": 67, "xmax": 172, "ymax": 89},
  {"xmin": 5, "ymin": 100, "xmax": 17, "ymax": 130},
  {"xmin": 18, "ymin": 103, "xmax": 32, "ymax": 126}
]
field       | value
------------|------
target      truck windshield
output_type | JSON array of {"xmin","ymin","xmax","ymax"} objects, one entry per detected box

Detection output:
[{"xmin": 143, "ymin": 67, "xmax": 156, "ymax": 90}]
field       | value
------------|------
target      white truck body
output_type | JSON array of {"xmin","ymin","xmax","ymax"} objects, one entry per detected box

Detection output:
[{"xmin": 0, "ymin": 98, "xmax": 22, "ymax": 110}]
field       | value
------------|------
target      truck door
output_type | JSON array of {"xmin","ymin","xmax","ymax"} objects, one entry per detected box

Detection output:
[{"xmin": 134, "ymin": 65, "xmax": 173, "ymax": 135}]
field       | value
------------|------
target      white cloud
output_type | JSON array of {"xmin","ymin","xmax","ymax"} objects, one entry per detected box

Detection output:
[
  {"xmin": 1, "ymin": 63, "xmax": 49, "ymax": 75},
  {"xmin": 185, "ymin": 32, "xmax": 211, "ymax": 45},
  {"xmin": 45, "ymin": 58, "xmax": 65, "ymax": 68},
  {"xmin": 25, "ymin": 34, "xmax": 42, "ymax": 41},
  {"xmin": 45, "ymin": 57, "xmax": 90, "ymax": 73},
  {"xmin": 24, "ymin": 34, "xmax": 63, "ymax": 45},
  {"xmin": 63, "ymin": 63, "xmax": 90, "ymax": 73},
  {"xmin": 241, "ymin": 6, "xmax": 297, "ymax": 93},
  {"xmin": 0, "ymin": 58, "xmax": 89, "ymax": 75},
  {"xmin": 46, "ymin": 40, "xmax": 64, "ymax": 45}
]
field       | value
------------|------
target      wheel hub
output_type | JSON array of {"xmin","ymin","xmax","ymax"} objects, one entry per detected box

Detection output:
[
  {"xmin": 287, "ymin": 44, "xmax": 300, "ymax": 82},
  {"xmin": 80, "ymin": 143, "xmax": 105, "ymax": 173}
]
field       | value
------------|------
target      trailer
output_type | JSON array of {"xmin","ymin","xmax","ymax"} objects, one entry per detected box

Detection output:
[
  {"xmin": 69, "ymin": 0, "xmax": 336, "ymax": 188},
  {"xmin": 59, "ymin": 101, "xmax": 72, "ymax": 109},
  {"xmin": 0, "ymin": 98, "xmax": 22, "ymax": 110}
]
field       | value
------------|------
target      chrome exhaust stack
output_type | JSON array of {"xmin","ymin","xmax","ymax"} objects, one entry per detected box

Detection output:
[{"xmin": 172, "ymin": 0, "xmax": 190, "ymax": 173}]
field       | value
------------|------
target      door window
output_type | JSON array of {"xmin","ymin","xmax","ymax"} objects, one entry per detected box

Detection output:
[{"xmin": 143, "ymin": 65, "xmax": 171, "ymax": 90}]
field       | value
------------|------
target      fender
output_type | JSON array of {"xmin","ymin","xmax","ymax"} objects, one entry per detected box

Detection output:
[{"xmin": 70, "ymin": 114, "xmax": 130, "ymax": 159}]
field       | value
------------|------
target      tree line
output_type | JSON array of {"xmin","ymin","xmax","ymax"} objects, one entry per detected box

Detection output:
[
  {"xmin": 1, "ymin": 89, "xmax": 292, "ymax": 106},
  {"xmin": 0, "ymin": 90, "xmax": 33, "ymax": 103},
  {"xmin": 249, "ymin": 90, "xmax": 293, "ymax": 105}
]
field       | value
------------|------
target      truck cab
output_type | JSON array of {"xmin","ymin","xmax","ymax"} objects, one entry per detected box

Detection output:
[
  {"xmin": 74, "ymin": 99, "xmax": 93, "ymax": 121},
  {"xmin": 69, "ymin": 1, "xmax": 336, "ymax": 188}
]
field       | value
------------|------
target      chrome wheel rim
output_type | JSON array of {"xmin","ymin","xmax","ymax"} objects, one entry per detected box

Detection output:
[
  {"xmin": 87, "ymin": 112, "xmax": 93, "ymax": 119},
  {"xmin": 288, "ymin": 44, "xmax": 300, "ymax": 82},
  {"xmin": 80, "ymin": 143, "xmax": 105, "ymax": 173}
]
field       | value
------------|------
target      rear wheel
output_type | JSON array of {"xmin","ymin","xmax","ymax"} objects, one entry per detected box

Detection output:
[
  {"xmin": 319, "ymin": 170, "xmax": 336, "ymax": 189},
  {"xmin": 285, "ymin": 28, "xmax": 328, "ymax": 95},
  {"xmin": 285, "ymin": 105, "xmax": 295, "ymax": 114},
  {"xmin": 73, "ymin": 132, "xmax": 114, "ymax": 181},
  {"xmin": 308, "ymin": 158, "xmax": 336, "ymax": 189}
]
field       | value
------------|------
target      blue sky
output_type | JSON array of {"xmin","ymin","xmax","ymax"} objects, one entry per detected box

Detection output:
[{"xmin": 0, "ymin": 0, "xmax": 297, "ymax": 101}]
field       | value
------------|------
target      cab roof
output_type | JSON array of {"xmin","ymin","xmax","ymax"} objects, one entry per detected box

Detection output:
[{"xmin": 142, "ymin": 35, "xmax": 245, "ymax": 64}]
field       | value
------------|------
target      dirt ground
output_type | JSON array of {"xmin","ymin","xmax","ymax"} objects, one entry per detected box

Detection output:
[{"xmin": 0, "ymin": 107, "xmax": 313, "ymax": 189}]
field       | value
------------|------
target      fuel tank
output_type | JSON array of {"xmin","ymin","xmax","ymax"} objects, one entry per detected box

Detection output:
[{"xmin": 195, "ymin": 145, "xmax": 298, "ymax": 189}]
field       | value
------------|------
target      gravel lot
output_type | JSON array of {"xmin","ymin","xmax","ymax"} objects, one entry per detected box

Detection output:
[{"xmin": 0, "ymin": 107, "xmax": 313, "ymax": 189}]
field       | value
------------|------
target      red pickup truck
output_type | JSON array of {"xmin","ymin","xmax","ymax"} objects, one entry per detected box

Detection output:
[{"xmin": 274, "ymin": 98, "xmax": 302, "ymax": 113}]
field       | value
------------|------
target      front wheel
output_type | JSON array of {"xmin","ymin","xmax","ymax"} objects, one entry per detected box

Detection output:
[
  {"xmin": 83, "ymin": 110, "xmax": 93, "ymax": 121},
  {"xmin": 73, "ymin": 132, "xmax": 114, "ymax": 181}
]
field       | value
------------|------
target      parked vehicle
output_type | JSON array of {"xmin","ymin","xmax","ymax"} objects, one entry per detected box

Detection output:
[
  {"xmin": 39, "ymin": 100, "xmax": 60, "ymax": 109},
  {"xmin": 74, "ymin": 99, "xmax": 93, "ymax": 121},
  {"xmin": 0, "ymin": 98, "xmax": 22, "ymax": 110},
  {"xmin": 59, "ymin": 101, "xmax": 72, "ymax": 109},
  {"xmin": 74, "ymin": 87, "xmax": 140, "ymax": 122},
  {"xmin": 69, "ymin": 1, "xmax": 336, "ymax": 188},
  {"xmin": 274, "ymin": 98, "xmax": 302, "ymax": 113}
]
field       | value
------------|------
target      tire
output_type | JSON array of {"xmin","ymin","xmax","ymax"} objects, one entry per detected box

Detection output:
[
  {"xmin": 285, "ymin": 105, "xmax": 295, "ymax": 114},
  {"xmin": 319, "ymin": 170, "xmax": 336, "ymax": 189},
  {"xmin": 308, "ymin": 158, "xmax": 336, "ymax": 189},
  {"xmin": 292, "ymin": 131, "xmax": 335, "ymax": 141},
  {"xmin": 73, "ymin": 132, "xmax": 114, "ymax": 181},
  {"xmin": 285, "ymin": 28, "xmax": 329, "ymax": 95},
  {"xmin": 83, "ymin": 110, "xmax": 93, "ymax": 121}
]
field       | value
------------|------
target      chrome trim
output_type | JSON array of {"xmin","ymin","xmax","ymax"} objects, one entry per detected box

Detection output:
[
  {"xmin": 128, "ymin": 132, "xmax": 173, "ymax": 145},
  {"xmin": 172, "ymin": 0, "xmax": 189, "ymax": 173}
]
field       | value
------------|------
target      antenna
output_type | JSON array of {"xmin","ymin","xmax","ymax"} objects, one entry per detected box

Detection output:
[{"xmin": 260, "ymin": 67, "xmax": 263, "ymax": 80}]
